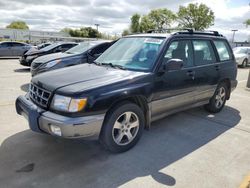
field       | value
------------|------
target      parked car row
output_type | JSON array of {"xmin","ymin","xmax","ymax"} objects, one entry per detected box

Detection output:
[
  {"xmin": 16, "ymin": 29, "xmax": 238, "ymax": 153},
  {"xmin": 0, "ymin": 41, "xmax": 32, "ymax": 56}
]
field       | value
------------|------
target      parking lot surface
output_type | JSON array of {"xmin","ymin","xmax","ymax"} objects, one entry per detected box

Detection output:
[{"xmin": 0, "ymin": 59, "xmax": 250, "ymax": 188}]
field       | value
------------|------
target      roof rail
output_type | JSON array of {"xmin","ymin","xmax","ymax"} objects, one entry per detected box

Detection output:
[
  {"xmin": 174, "ymin": 30, "xmax": 223, "ymax": 37},
  {"xmin": 147, "ymin": 28, "xmax": 194, "ymax": 34}
]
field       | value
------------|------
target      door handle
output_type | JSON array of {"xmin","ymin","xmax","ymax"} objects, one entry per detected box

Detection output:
[
  {"xmin": 215, "ymin": 65, "xmax": 220, "ymax": 71},
  {"xmin": 186, "ymin": 70, "xmax": 195, "ymax": 80}
]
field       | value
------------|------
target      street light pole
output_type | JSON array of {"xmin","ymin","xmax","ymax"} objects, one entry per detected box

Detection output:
[
  {"xmin": 94, "ymin": 24, "xmax": 100, "ymax": 32},
  {"xmin": 231, "ymin": 29, "xmax": 238, "ymax": 44}
]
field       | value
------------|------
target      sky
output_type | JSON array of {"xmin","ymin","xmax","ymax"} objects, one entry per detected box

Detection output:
[{"xmin": 0, "ymin": 0, "xmax": 249, "ymax": 41}]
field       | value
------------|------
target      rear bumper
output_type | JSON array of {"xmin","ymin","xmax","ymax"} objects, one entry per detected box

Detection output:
[{"xmin": 16, "ymin": 95, "xmax": 105, "ymax": 139}]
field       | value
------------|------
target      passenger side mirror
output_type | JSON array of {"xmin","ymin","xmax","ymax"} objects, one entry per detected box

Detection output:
[{"xmin": 164, "ymin": 59, "xmax": 184, "ymax": 71}]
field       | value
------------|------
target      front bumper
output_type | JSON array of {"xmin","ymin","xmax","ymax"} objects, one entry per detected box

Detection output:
[
  {"xmin": 19, "ymin": 57, "xmax": 35, "ymax": 66},
  {"xmin": 15, "ymin": 95, "xmax": 105, "ymax": 139}
]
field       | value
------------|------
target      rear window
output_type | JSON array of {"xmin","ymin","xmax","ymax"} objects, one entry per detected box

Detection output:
[
  {"xmin": 193, "ymin": 40, "xmax": 216, "ymax": 65},
  {"xmin": 213, "ymin": 40, "xmax": 232, "ymax": 61}
]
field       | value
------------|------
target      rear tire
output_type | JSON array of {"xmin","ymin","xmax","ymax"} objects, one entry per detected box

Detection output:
[
  {"xmin": 99, "ymin": 102, "xmax": 145, "ymax": 153},
  {"xmin": 205, "ymin": 83, "xmax": 228, "ymax": 113}
]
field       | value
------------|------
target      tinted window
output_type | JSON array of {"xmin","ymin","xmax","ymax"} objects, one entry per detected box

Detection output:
[
  {"xmin": 91, "ymin": 43, "xmax": 112, "ymax": 55},
  {"xmin": 0, "ymin": 42, "xmax": 12, "ymax": 47},
  {"xmin": 214, "ymin": 40, "xmax": 232, "ymax": 61},
  {"xmin": 164, "ymin": 40, "xmax": 194, "ymax": 68},
  {"xmin": 193, "ymin": 40, "xmax": 216, "ymax": 65},
  {"xmin": 12, "ymin": 42, "xmax": 25, "ymax": 47}
]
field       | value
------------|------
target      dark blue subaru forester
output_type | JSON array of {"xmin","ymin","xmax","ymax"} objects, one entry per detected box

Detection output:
[{"xmin": 16, "ymin": 29, "xmax": 237, "ymax": 153}]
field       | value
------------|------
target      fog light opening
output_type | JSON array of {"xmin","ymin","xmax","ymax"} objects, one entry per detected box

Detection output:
[{"xmin": 50, "ymin": 125, "xmax": 62, "ymax": 136}]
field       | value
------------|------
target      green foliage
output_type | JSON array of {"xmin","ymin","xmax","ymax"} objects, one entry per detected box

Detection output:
[
  {"xmin": 147, "ymin": 9, "xmax": 176, "ymax": 30},
  {"xmin": 130, "ymin": 14, "xmax": 141, "ymax": 33},
  {"xmin": 177, "ymin": 3, "xmax": 215, "ymax": 30},
  {"xmin": 140, "ymin": 15, "xmax": 155, "ymax": 32},
  {"xmin": 122, "ymin": 29, "xmax": 130, "ymax": 36},
  {"xmin": 61, "ymin": 27, "xmax": 101, "ymax": 38},
  {"xmin": 244, "ymin": 19, "xmax": 250, "ymax": 27},
  {"xmin": 6, "ymin": 21, "xmax": 29, "ymax": 29},
  {"xmin": 129, "ymin": 9, "xmax": 175, "ymax": 33}
]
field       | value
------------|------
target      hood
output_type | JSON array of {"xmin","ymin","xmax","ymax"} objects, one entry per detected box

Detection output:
[
  {"xmin": 32, "ymin": 64, "xmax": 148, "ymax": 94},
  {"xmin": 33, "ymin": 52, "xmax": 78, "ymax": 63},
  {"xmin": 234, "ymin": 53, "xmax": 246, "ymax": 58}
]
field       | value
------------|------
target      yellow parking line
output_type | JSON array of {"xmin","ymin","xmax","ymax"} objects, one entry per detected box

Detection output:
[
  {"xmin": 239, "ymin": 173, "xmax": 250, "ymax": 188},
  {"xmin": 0, "ymin": 102, "xmax": 14, "ymax": 106}
]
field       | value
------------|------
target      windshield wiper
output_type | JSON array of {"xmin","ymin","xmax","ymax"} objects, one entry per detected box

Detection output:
[{"xmin": 100, "ymin": 62, "xmax": 127, "ymax": 70}]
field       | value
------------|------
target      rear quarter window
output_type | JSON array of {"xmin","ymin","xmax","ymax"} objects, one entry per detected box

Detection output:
[{"xmin": 213, "ymin": 40, "xmax": 233, "ymax": 61}]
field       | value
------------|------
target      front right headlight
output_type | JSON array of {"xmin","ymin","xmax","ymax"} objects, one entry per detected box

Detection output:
[
  {"xmin": 51, "ymin": 94, "xmax": 87, "ymax": 112},
  {"xmin": 45, "ymin": 59, "xmax": 61, "ymax": 68}
]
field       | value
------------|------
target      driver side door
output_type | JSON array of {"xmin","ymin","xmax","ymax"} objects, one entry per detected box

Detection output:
[{"xmin": 151, "ymin": 39, "xmax": 197, "ymax": 120}]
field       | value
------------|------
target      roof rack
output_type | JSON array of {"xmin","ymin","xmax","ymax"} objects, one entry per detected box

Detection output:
[
  {"xmin": 146, "ymin": 28, "xmax": 223, "ymax": 37},
  {"xmin": 147, "ymin": 28, "xmax": 194, "ymax": 34},
  {"xmin": 174, "ymin": 30, "xmax": 223, "ymax": 37}
]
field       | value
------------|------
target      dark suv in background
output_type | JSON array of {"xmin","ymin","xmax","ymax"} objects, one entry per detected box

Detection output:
[
  {"xmin": 16, "ymin": 29, "xmax": 237, "ymax": 153},
  {"xmin": 30, "ymin": 40, "xmax": 114, "ymax": 76},
  {"xmin": 20, "ymin": 42, "xmax": 77, "ymax": 66}
]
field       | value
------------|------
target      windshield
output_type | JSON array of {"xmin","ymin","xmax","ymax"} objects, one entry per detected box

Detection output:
[
  {"xmin": 66, "ymin": 42, "xmax": 98, "ymax": 54},
  {"xmin": 96, "ymin": 37, "xmax": 165, "ymax": 71},
  {"xmin": 233, "ymin": 48, "xmax": 248, "ymax": 54},
  {"xmin": 40, "ymin": 43, "xmax": 61, "ymax": 51}
]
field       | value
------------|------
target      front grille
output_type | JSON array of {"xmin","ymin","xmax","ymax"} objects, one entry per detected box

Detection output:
[
  {"xmin": 29, "ymin": 83, "xmax": 51, "ymax": 108},
  {"xmin": 31, "ymin": 62, "xmax": 42, "ymax": 70}
]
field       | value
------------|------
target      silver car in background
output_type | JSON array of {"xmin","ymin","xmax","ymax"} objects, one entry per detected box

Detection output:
[
  {"xmin": 233, "ymin": 47, "xmax": 250, "ymax": 68},
  {"xmin": 0, "ymin": 41, "xmax": 32, "ymax": 57}
]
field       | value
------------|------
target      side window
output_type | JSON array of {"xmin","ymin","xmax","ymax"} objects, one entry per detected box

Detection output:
[
  {"xmin": 92, "ymin": 43, "xmax": 112, "ymax": 55},
  {"xmin": 164, "ymin": 40, "xmax": 194, "ymax": 68},
  {"xmin": 193, "ymin": 40, "xmax": 216, "ymax": 65},
  {"xmin": 1, "ymin": 42, "xmax": 12, "ymax": 47},
  {"xmin": 213, "ymin": 40, "xmax": 232, "ymax": 61},
  {"xmin": 12, "ymin": 42, "xmax": 24, "ymax": 47}
]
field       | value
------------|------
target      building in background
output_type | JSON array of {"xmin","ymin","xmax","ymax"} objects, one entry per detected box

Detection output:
[{"xmin": 0, "ymin": 28, "xmax": 91, "ymax": 44}]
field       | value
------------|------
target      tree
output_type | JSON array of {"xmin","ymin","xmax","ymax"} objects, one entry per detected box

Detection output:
[
  {"xmin": 140, "ymin": 15, "xmax": 155, "ymax": 32},
  {"xmin": 244, "ymin": 19, "xmax": 250, "ymax": 27},
  {"xmin": 130, "ymin": 13, "xmax": 141, "ymax": 33},
  {"xmin": 147, "ymin": 9, "xmax": 176, "ymax": 30},
  {"xmin": 122, "ymin": 29, "xmax": 130, "ymax": 36},
  {"xmin": 61, "ymin": 27, "xmax": 101, "ymax": 38},
  {"xmin": 177, "ymin": 3, "xmax": 215, "ymax": 30},
  {"xmin": 6, "ymin": 21, "xmax": 29, "ymax": 29}
]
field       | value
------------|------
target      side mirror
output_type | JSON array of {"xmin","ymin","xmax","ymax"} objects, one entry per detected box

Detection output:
[{"xmin": 164, "ymin": 59, "xmax": 184, "ymax": 71}]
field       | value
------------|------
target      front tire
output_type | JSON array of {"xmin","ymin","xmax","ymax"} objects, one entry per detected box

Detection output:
[
  {"xmin": 241, "ymin": 59, "xmax": 248, "ymax": 68},
  {"xmin": 100, "ymin": 102, "xmax": 145, "ymax": 153},
  {"xmin": 205, "ymin": 83, "xmax": 228, "ymax": 113}
]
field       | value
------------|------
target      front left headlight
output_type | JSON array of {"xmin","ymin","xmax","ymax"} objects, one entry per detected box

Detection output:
[
  {"xmin": 45, "ymin": 59, "xmax": 61, "ymax": 68},
  {"xmin": 51, "ymin": 94, "xmax": 87, "ymax": 112}
]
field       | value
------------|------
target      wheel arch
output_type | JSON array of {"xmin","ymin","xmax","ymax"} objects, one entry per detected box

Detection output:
[
  {"xmin": 103, "ymin": 95, "xmax": 151, "ymax": 130},
  {"xmin": 219, "ymin": 78, "xmax": 231, "ymax": 100}
]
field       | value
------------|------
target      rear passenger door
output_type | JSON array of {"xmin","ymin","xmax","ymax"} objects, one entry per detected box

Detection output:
[
  {"xmin": 191, "ymin": 39, "xmax": 220, "ymax": 103},
  {"xmin": 11, "ymin": 42, "xmax": 26, "ymax": 56}
]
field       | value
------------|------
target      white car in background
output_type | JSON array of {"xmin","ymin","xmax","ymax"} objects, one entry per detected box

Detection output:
[{"xmin": 233, "ymin": 47, "xmax": 250, "ymax": 68}]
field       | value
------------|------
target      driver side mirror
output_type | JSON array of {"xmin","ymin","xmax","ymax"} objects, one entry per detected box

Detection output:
[{"xmin": 164, "ymin": 59, "xmax": 184, "ymax": 71}]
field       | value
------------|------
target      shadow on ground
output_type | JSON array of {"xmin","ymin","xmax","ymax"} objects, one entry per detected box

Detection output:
[
  {"xmin": 14, "ymin": 68, "xmax": 30, "ymax": 73},
  {"xmin": 20, "ymin": 83, "xmax": 29, "ymax": 92},
  {"xmin": 0, "ymin": 106, "xmax": 241, "ymax": 188}
]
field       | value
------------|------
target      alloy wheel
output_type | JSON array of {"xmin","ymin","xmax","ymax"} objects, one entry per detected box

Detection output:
[{"xmin": 112, "ymin": 111, "xmax": 140, "ymax": 146}]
